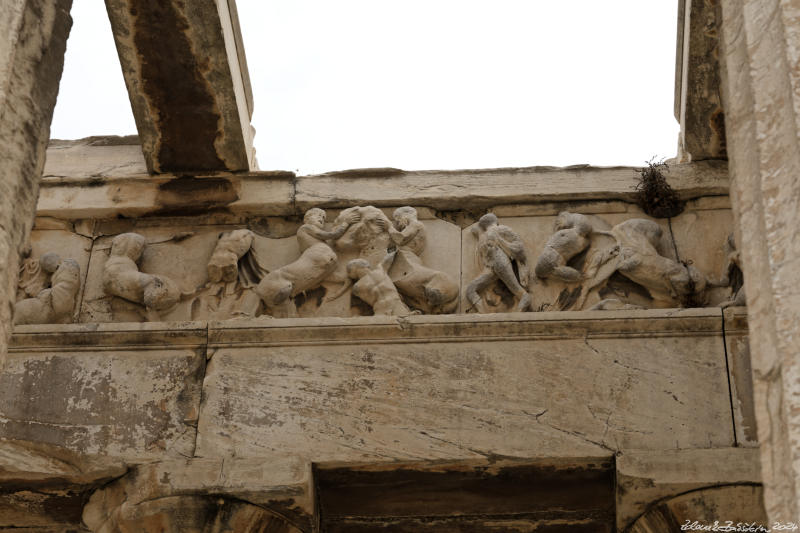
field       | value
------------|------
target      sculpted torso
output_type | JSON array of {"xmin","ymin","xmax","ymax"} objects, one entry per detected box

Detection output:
[
  {"xmin": 612, "ymin": 219, "xmax": 705, "ymax": 304},
  {"xmin": 466, "ymin": 214, "xmax": 531, "ymax": 313},
  {"xmin": 102, "ymin": 233, "xmax": 181, "ymax": 315},
  {"xmin": 348, "ymin": 255, "xmax": 410, "ymax": 316},
  {"xmin": 534, "ymin": 212, "xmax": 594, "ymax": 282}
]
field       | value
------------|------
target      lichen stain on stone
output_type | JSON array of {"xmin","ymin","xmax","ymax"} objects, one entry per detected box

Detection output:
[
  {"xmin": 154, "ymin": 176, "xmax": 239, "ymax": 215},
  {"xmin": 127, "ymin": 0, "xmax": 226, "ymax": 172}
]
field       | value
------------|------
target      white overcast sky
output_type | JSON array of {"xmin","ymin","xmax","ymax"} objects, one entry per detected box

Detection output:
[{"xmin": 50, "ymin": 1, "xmax": 680, "ymax": 175}]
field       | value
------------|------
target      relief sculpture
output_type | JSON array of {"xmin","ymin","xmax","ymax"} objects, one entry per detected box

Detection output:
[
  {"xmin": 251, "ymin": 208, "xmax": 361, "ymax": 318},
  {"xmin": 466, "ymin": 214, "xmax": 532, "ymax": 313},
  {"xmin": 387, "ymin": 207, "xmax": 459, "ymax": 314},
  {"xmin": 193, "ymin": 229, "xmax": 267, "ymax": 320},
  {"xmin": 347, "ymin": 253, "xmax": 412, "ymax": 316},
  {"xmin": 102, "ymin": 233, "xmax": 185, "ymax": 321},
  {"xmin": 531, "ymin": 212, "xmax": 730, "ymax": 311},
  {"xmin": 14, "ymin": 253, "xmax": 81, "ymax": 325},
  {"xmin": 25, "ymin": 205, "xmax": 739, "ymax": 324}
]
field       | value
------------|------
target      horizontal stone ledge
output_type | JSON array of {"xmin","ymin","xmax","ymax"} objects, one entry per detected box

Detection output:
[
  {"xmin": 295, "ymin": 160, "xmax": 729, "ymax": 211},
  {"xmin": 35, "ymin": 160, "xmax": 729, "ymax": 220},
  {"xmin": 10, "ymin": 308, "xmax": 744, "ymax": 350},
  {"xmin": 9, "ymin": 321, "xmax": 208, "ymax": 351}
]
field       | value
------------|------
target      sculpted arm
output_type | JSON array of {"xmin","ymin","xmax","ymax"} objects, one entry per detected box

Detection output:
[
  {"xmin": 389, "ymin": 221, "xmax": 422, "ymax": 246},
  {"xmin": 303, "ymin": 211, "xmax": 361, "ymax": 241}
]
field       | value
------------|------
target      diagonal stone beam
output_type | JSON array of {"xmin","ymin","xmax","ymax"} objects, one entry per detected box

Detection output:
[
  {"xmin": 0, "ymin": 0, "xmax": 73, "ymax": 370},
  {"xmin": 675, "ymin": 0, "xmax": 727, "ymax": 161},
  {"xmin": 104, "ymin": 0, "xmax": 255, "ymax": 173}
]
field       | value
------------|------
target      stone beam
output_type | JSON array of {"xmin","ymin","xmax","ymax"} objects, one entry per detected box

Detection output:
[
  {"xmin": 676, "ymin": 0, "xmax": 727, "ymax": 161},
  {"xmin": 718, "ymin": 0, "xmax": 800, "ymax": 521},
  {"xmin": 0, "ymin": 0, "xmax": 72, "ymax": 369},
  {"xmin": 104, "ymin": 0, "xmax": 255, "ymax": 174},
  {"xmin": 33, "ymin": 161, "xmax": 730, "ymax": 220}
]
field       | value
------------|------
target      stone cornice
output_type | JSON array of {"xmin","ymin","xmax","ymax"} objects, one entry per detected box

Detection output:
[
  {"xmin": 35, "ymin": 160, "xmax": 729, "ymax": 220},
  {"xmin": 10, "ymin": 308, "xmax": 743, "ymax": 351}
]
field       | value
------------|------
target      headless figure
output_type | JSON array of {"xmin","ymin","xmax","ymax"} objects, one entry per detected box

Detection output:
[
  {"xmin": 466, "ymin": 214, "xmax": 531, "ymax": 313},
  {"xmin": 535, "ymin": 212, "xmax": 597, "ymax": 282},
  {"xmin": 613, "ymin": 219, "xmax": 706, "ymax": 306},
  {"xmin": 251, "ymin": 208, "xmax": 360, "ymax": 317},
  {"xmin": 207, "ymin": 229, "xmax": 256, "ymax": 284},
  {"xmin": 14, "ymin": 258, "xmax": 81, "ymax": 325},
  {"xmin": 347, "ymin": 253, "xmax": 411, "ymax": 316},
  {"xmin": 102, "ymin": 233, "xmax": 182, "ymax": 321},
  {"xmin": 17, "ymin": 251, "xmax": 61, "ymax": 301},
  {"xmin": 386, "ymin": 207, "xmax": 459, "ymax": 314}
]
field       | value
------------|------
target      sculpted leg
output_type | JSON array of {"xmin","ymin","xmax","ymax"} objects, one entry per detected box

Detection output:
[
  {"xmin": 549, "ymin": 265, "xmax": 583, "ymax": 283},
  {"xmin": 466, "ymin": 272, "xmax": 495, "ymax": 313},
  {"xmin": 255, "ymin": 274, "xmax": 296, "ymax": 318},
  {"xmin": 489, "ymin": 248, "xmax": 531, "ymax": 311}
]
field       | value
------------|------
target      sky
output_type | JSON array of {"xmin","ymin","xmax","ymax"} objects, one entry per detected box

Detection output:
[{"xmin": 50, "ymin": 1, "xmax": 680, "ymax": 175}]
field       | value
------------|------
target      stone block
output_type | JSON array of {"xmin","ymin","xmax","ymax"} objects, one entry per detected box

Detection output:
[
  {"xmin": 82, "ymin": 457, "xmax": 312, "ymax": 532},
  {"xmin": 0, "ymin": 439, "xmax": 125, "ymax": 530},
  {"xmin": 295, "ymin": 162, "xmax": 730, "ymax": 212},
  {"xmin": 196, "ymin": 310, "xmax": 735, "ymax": 462},
  {"xmin": 724, "ymin": 307, "xmax": 758, "ymax": 447},
  {"xmin": 44, "ymin": 137, "xmax": 147, "ymax": 178},
  {"xmin": 616, "ymin": 447, "xmax": 762, "ymax": 530},
  {"xmin": 2, "ymin": 323, "xmax": 205, "ymax": 462}
]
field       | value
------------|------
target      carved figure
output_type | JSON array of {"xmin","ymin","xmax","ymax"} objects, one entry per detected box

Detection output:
[
  {"xmin": 466, "ymin": 213, "xmax": 531, "ymax": 313},
  {"xmin": 535, "ymin": 212, "xmax": 597, "ymax": 282},
  {"xmin": 386, "ymin": 207, "xmax": 459, "ymax": 314},
  {"xmin": 388, "ymin": 206, "xmax": 426, "ymax": 255},
  {"xmin": 716, "ymin": 233, "xmax": 746, "ymax": 308},
  {"xmin": 347, "ymin": 253, "xmax": 411, "ymax": 316},
  {"xmin": 191, "ymin": 229, "xmax": 273, "ymax": 320},
  {"xmin": 332, "ymin": 206, "xmax": 391, "ymax": 264},
  {"xmin": 580, "ymin": 219, "xmax": 706, "ymax": 308},
  {"xmin": 207, "ymin": 229, "xmax": 256, "ymax": 284},
  {"xmin": 102, "ymin": 233, "xmax": 182, "ymax": 321},
  {"xmin": 253, "ymin": 208, "xmax": 360, "ymax": 317},
  {"xmin": 16, "ymin": 251, "xmax": 61, "ymax": 301},
  {"xmin": 14, "ymin": 258, "xmax": 80, "ymax": 325}
]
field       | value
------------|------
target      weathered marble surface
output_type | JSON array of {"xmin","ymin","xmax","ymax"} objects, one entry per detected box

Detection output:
[
  {"xmin": 719, "ymin": 0, "xmax": 800, "ymax": 519},
  {"xmin": 2, "ymin": 323, "xmax": 205, "ymax": 462},
  {"xmin": 44, "ymin": 137, "xmax": 147, "ymax": 178},
  {"xmin": 724, "ymin": 307, "xmax": 758, "ymax": 447},
  {"xmin": 35, "ymin": 158, "xmax": 730, "ymax": 218},
  {"xmin": 0, "ymin": 439, "xmax": 125, "ymax": 530},
  {"xmin": 105, "ymin": 0, "xmax": 255, "ymax": 172},
  {"xmin": 616, "ymin": 447, "xmax": 762, "ymax": 531},
  {"xmin": 83, "ymin": 458, "xmax": 310, "ymax": 533},
  {"xmin": 676, "ymin": 0, "xmax": 726, "ymax": 161},
  {"xmin": 196, "ymin": 309, "xmax": 736, "ymax": 461},
  {"xmin": 3, "ymin": 309, "xmax": 760, "ymax": 529},
  {"xmin": 629, "ymin": 485, "xmax": 766, "ymax": 533}
]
